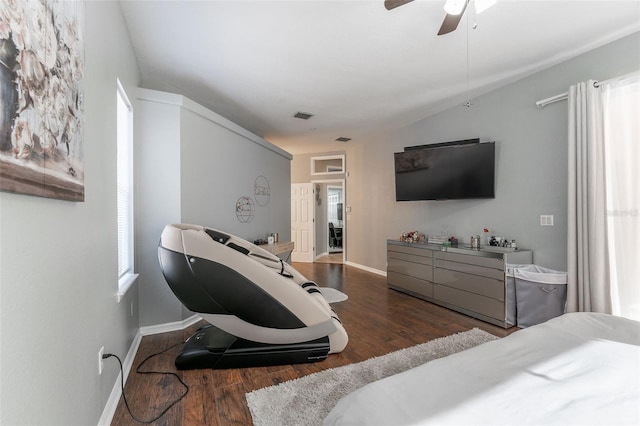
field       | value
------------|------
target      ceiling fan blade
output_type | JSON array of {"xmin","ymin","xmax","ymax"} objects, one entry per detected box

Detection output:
[
  {"xmin": 437, "ymin": 13, "xmax": 464, "ymax": 35},
  {"xmin": 384, "ymin": 0, "xmax": 414, "ymax": 11},
  {"xmin": 437, "ymin": 0, "xmax": 468, "ymax": 35}
]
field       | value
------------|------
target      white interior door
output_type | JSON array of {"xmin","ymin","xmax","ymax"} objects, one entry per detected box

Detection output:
[{"xmin": 291, "ymin": 183, "xmax": 314, "ymax": 262}]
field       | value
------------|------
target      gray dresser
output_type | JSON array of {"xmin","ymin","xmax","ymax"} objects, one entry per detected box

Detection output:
[{"xmin": 387, "ymin": 240, "xmax": 532, "ymax": 328}]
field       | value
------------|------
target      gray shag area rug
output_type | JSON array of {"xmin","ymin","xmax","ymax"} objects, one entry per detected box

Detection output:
[
  {"xmin": 319, "ymin": 287, "xmax": 348, "ymax": 304},
  {"xmin": 246, "ymin": 328, "xmax": 498, "ymax": 426}
]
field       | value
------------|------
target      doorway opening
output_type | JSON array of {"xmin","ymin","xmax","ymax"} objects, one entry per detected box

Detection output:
[{"xmin": 313, "ymin": 179, "xmax": 345, "ymax": 264}]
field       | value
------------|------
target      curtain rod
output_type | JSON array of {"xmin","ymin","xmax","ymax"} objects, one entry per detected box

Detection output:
[
  {"xmin": 535, "ymin": 69, "xmax": 640, "ymax": 109},
  {"xmin": 593, "ymin": 69, "xmax": 640, "ymax": 88},
  {"xmin": 535, "ymin": 92, "xmax": 568, "ymax": 109}
]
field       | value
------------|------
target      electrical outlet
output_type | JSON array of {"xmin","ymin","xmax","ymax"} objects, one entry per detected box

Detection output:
[
  {"xmin": 540, "ymin": 215, "xmax": 554, "ymax": 226},
  {"xmin": 98, "ymin": 346, "xmax": 104, "ymax": 375}
]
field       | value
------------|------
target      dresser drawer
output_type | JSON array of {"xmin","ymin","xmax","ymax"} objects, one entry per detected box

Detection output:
[
  {"xmin": 387, "ymin": 271, "xmax": 433, "ymax": 298},
  {"xmin": 388, "ymin": 250, "xmax": 432, "ymax": 266},
  {"xmin": 434, "ymin": 268, "xmax": 504, "ymax": 300},
  {"xmin": 434, "ymin": 259, "xmax": 504, "ymax": 280},
  {"xmin": 434, "ymin": 284, "xmax": 505, "ymax": 321},
  {"xmin": 388, "ymin": 244, "xmax": 433, "ymax": 260},
  {"xmin": 434, "ymin": 251, "xmax": 504, "ymax": 270},
  {"xmin": 388, "ymin": 257, "xmax": 433, "ymax": 281}
]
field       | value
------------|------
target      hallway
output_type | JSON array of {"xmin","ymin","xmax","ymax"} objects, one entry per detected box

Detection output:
[{"xmin": 315, "ymin": 252, "xmax": 343, "ymax": 264}]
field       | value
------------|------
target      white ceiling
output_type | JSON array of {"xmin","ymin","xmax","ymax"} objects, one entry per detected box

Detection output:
[{"xmin": 119, "ymin": 0, "xmax": 640, "ymax": 154}]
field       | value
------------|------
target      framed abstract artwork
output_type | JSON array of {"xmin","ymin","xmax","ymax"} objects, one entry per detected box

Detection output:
[{"xmin": 0, "ymin": 0, "xmax": 85, "ymax": 201}]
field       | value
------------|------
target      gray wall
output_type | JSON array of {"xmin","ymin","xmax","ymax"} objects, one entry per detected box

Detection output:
[
  {"xmin": 293, "ymin": 32, "xmax": 640, "ymax": 273},
  {"xmin": 136, "ymin": 89, "xmax": 292, "ymax": 327},
  {"xmin": 180, "ymin": 108, "xmax": 291, "ymax": 240},
  {"xmin": 135, "ymin": 95, "xmax": 184, "ymax": 327},
  {"xmin": 0, "ymin": 2, "xmax": 141, "ymax": 424}
]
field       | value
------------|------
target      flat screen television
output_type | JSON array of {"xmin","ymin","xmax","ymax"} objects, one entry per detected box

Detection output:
[{"xmin": 394, "ymin": 141, "xmax": 495, "ymax": 201}]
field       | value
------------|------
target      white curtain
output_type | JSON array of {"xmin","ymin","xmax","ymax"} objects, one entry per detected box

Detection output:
[
  {"xmin": 566, "ymin": 80, "xmax": 612, "ymax": 314},
  {"xmin": 602, "ymin": 74, "xmax": 640, "ymax": 320},
  {"xmin": 566, "ymin": 74, "xmax": 640, "ymax": 319}
]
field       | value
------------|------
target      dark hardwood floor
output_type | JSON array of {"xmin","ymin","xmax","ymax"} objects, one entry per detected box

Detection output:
[{"xmin": 111, "ymin": 262, "xmax": 516, "ymax": 426}]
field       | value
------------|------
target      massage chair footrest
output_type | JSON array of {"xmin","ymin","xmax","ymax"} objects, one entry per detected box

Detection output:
[{"xmin": 175, "ymin": 324, "xmax": 330, "ymax": 370}]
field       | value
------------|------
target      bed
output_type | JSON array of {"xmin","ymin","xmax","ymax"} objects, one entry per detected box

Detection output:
[{"xmin": 324, "ymin": 313, "xmax": 640, "ymax": 425}]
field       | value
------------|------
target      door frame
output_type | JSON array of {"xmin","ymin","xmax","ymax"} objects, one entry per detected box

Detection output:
[{"xmin": 311, "ymin": 178, "xmax": 346, "ymax": 264}]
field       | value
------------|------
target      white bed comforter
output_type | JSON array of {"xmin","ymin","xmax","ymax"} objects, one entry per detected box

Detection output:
[{"xmin": 324, "ymin": 313, "xmax": 640, "ymax": 425}]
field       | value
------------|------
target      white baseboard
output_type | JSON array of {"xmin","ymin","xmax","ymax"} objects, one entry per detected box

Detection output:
[
  {"xmin": 139, "ymin": 314, "xmax": 203, "ymax": 336},
  {"xmin": 97, "ymin": 314, "xmax": 202, "ymax": 425},
  {"xmin": 344, "ymin": 261, "xmax": 387, "ymax": 277}
]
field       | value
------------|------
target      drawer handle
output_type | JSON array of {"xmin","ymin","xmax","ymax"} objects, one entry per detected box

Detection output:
[{"xmin": 540, "ymin": 287, "xmax": 558, "ymax": 294}]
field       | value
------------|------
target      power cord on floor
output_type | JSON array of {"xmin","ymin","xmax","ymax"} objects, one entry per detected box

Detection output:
[{"xmin": 103, "ymin": 341, "xmax": 189, "ymax": 424}]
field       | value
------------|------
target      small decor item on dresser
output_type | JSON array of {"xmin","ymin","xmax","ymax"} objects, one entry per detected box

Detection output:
[
  {"xmin": 487, "ymin": 236, "xmax": 519, "ymax": 250},
  {"xmin": 400, "ymin": 231, "xmax": 424, "ymax": 243},
  {"xmin": 482, "ymin": 228, "xmax": 490, "ymax": 246},
  {"xmin": 428, "ymin": 235, "xmax": 448, "ymax": 245}
]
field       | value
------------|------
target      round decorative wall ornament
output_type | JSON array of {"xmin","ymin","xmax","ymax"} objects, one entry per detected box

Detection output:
[
  {"xmin": 254, "ymin": 175, "xmax": 270, "ymax": 206},
  {"xmin": 235, "ymin": 196, "xmax": 255, "ymax": 223}
]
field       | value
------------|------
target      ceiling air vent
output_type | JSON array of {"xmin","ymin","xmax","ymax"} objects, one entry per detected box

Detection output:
[
  {"xmin": 293, "ymin": 111, "xmax": 314, "ymax": 120},
  {"xmin": 335, "ymin": 137, "xmax": 351, "ymax": 142}
]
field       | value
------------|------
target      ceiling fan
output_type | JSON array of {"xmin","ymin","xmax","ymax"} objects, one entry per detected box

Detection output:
[{"xmin": 384, "ymin": 0, "xmax": 496, "ymax": 35}]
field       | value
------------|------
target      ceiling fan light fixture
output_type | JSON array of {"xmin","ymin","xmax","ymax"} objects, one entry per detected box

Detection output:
[{"xmin": 444, "ymin": 0, "xmax": 467, "ymax": 16}]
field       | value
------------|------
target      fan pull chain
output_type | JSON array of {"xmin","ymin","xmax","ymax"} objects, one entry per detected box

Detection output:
[{"xmin": 464, "ymin": 5, "xmax": 472, "ymax": 108}]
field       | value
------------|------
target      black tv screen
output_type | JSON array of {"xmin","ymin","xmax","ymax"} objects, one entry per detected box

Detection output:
[{"xmin": 394, "ymin": 142, "xmax": 495, "ymax": 201}]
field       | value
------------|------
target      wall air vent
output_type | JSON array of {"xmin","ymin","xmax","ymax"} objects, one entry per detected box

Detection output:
[
  {"xmin": 293, "ymin": 112, "xmax": 314, "ymax": 120},
  {"xmin": 335, "ymin": 137, "xmax": 351, "ymax": 142}
]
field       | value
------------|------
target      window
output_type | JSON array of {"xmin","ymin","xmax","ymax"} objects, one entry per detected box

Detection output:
[
  {"xmin": 602, "ymin": 74, "xmax": 640, "ymax": 320},
  {"xmin": 311, "ymin": 155, "xmax": 345, "ymax": 175},
  {"xmin": 116, "ymin": 79, "xmax": 137, "ymax": 301}
]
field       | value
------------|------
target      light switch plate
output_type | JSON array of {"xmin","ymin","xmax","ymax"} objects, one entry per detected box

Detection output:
[{"xmin": 540, "ymin": 215, "xmax": 554, "ymax": 226}]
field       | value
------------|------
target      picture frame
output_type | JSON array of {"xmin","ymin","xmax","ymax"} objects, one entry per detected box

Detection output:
[{"xmin": 0, "ymin": 0, "xmax": 85, "ymax": 201}]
